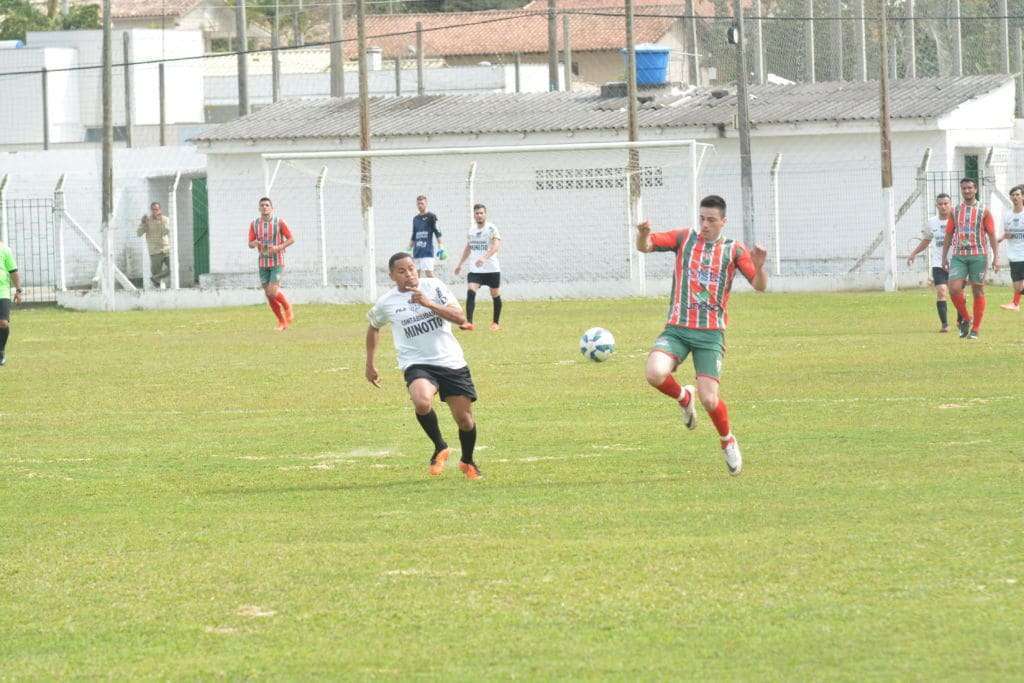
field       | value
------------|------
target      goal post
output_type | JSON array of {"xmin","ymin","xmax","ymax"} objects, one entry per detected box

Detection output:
[{"xmin": 262, "ymin": 139, "xmax": 711, "ymax": 302}]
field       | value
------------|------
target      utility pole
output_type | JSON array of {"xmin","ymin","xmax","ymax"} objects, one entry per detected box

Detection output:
[
  {"xmin": 856, "ymin": 0, "xmax": 867, "ymax": 80},
  {"xmin": 999, "ymin": 0, "xmax": 1010, "ymax": 73},
  {"xmin": 1016, "ymin": 28, "xmax": 1023, "ymax": 117},
  {"xmin": 686, "ymin": 0, "xmax": 700, "ymax": 85},
  {"xmin": 293, "ymin": 0, "xmax": 304, "ymax": 46},
  {"xmin": 357, "ymin": 0, "xmax": 376, "ymax": 301},
  {"xmin": 753, "ymin": 0, "xmax": 764, "ymax": 84},
  {"xmin": 123, "ymin": 32, "xmax": 133, "ymax": 147},
  {"xmin": 235, "ymin": 0, "xmax": 249, "ymax": 117},
  {"xmin": 733, "ymin": 0, "xmax": 755, "ymax": 247},
  {"xmin": 159, "ymin": 63, "xmax": 167, "ymax": 146},
  {"xmin": 330, "ymin": 0, "xmax": 344, "ymax": 97},
  {"xmin": 41, "ymin": 67, "xmax": 50, "ymax": 150},
  {"xmin": 905, "ymin": 0, "xmax": 916, "ymax": 78},
  {"xmin": 272, "ymin": 0, "xmax": 281, "ymax": 102},
  {"xmin": 952, "ymin": 0, "xmax": 962, "ymax": 76},
  {"xmin": 625, "ymin": 0, "xmax": 644, "ymax": 294},
  {"xmin": 879, "ymin": 0, "xmax": 897, "ymax": 292},
  {"xmin": 101, "ymin": 0, "xmax": 114, "ymax": 310},
  {"xmin": 547, "ymin": 0, "xmax": 559, "ymax": 91},
  {"xmin": 562, "ymin": 14, "xmax": 572, "ymax": 92},
  {"xmin": 804, "ymin": 0, "xmax": 815, "ymax": 82},
  {"xmin": 416, "ymin": 22, "xmax": 425, "ymax": 95}
]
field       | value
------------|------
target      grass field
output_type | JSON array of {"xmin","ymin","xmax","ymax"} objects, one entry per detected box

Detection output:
[{"xmin": 2, "ymin": 290, "xmax": 1022, "ymax": 679}]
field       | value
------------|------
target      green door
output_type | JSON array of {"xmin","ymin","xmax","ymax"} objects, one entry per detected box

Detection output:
[
  {"xmin": 192, "ymin": 177, "xmax": 210, "ymax": 282},
  {"xmin": 964, "ymin": 155, "xmax": 980, "ymax": 187}
]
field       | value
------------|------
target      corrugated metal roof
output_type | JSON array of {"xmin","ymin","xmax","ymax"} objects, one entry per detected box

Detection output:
[{"xmin": 192, "ymin": 75, "xmax": 1012, "ymax": 143}]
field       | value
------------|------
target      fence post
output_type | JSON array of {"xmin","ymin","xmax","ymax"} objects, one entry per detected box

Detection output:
[
  {"xmin": 168, "ymin": 171, "xmax": 181, "ymax": 290},
  {"xmin": 952, "ymin": 0, "xmax": 963, "ymax": 76},
  {"xmin": 395, "ymin": 58, "xmax": 401, "ymax": 96},
  {"xmin": 856, "ymin": 0, "xmax": 867, "ymax": 81},
  {"xmin": 41, "ymin": 67, "xmax": 50, "ymax": 150},
  {"xmin": 919, "ymin": 163, "xmax": 931, "ymax": 278},
  {"xmin": 770, "ymin": 153, "xmax": 782, "ymax": 276},
  {"xmin": 54, "ymin": 174, "xmax": 67, "ymax": 291},
  {"xmin": 514, "ymin": 53, "xmax": 521, "ymax": 93},
  {"xmin": 562, "ymin": 14, "xmax": 572, "ymax": 92},
  {"xmin": 316, "ymin": 165, "xmax": 328, "ymax": 287},
  {"xmin": 159, "ymin": 63, "xmax": 167, "ymax": 146},
  {"xmin": 1016, "ymin": 28, "xmax": 1023, "ymax": 118},
  {"xmin": 804, "ymin": 0, "xmax": 815, "ymax": 82},
  {"xmin": 0, "ymin": 173, "xmax": 8, "ymax": 244}
]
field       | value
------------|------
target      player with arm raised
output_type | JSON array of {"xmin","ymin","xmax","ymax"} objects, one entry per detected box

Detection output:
[
  {"xmin": 637, "ymin": 194, "xmax": 768, "ymax": 476},
  {"xmin": 454, "ymin": 204, "xmax": 503, "ymax": 331},
  {"xmin": 248, "ymin": 197, "xmax": 295, "ymax": 331},
  {"xmin": 940, "ymin": 178, "xmax": 1000, "ymax": 339},
  {"xmin": 906, "ymin": 193, "xmax": 958, "ymax": 332},
  {"xmin": 365, "ymin": 252, "xmax": 483, "ymax": 480}
]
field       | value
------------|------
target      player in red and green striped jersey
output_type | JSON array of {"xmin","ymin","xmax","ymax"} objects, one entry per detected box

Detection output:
[
  {"xmin": 248, "ymin": 197, "xmax": 295, "ymax": 331},
  {"xmin": 637, "ymin": 195, "xmax": 768, "ymax": 475},
  {"xmin": 940, "ymin": 178, "xmax": 1000, "ymax": 340}
]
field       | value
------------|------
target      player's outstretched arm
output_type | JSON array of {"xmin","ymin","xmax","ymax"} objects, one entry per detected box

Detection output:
[
  {"xmin": 635, "ymin": 220, "xmax": 654, "ymax": 253},
  {"xmin": 365, "ymin": 326, "xmax": 382, "ymax": 387},
  {"xmin": 454, "ymin": 244, "xmax": 471, "ymax": 274},
  {"xmin": 906, "ymin": 238, "xmax": 931, "ymax": 266},
  {"xmin": 749, "ymin": 244, "xmax": 769, "ymax": 292}
]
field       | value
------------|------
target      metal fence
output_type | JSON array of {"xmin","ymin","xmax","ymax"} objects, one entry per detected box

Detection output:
[{"xmin": 2, "ymin": 198, "xmax": 59, "ymax": 303}]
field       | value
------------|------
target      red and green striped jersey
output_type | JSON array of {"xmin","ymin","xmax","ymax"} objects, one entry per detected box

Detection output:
[
  {"xmin": 945, "ymin": 203, "xmax": 995, "ymax": 257},
  {"xmin": 248, "ymin": 216, "xmax": 293, "ymax": 268},
  {"xmin": 650, "ymin": 229, "xmax": 757, "ymax": 330}
]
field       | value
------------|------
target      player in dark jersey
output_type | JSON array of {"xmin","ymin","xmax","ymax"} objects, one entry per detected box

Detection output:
[{"xmin": 408, "ymin": 195, "xmax": 444, "ymax": 278}]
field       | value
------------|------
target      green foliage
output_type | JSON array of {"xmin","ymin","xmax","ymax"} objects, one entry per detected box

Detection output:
[
  {"xmin": 2, "ymin": 293, "xmax": 1022, "ymax": 677},
  {"xmin": 0, "ymin": 0, "xmax": 98, "ymax": 41}
]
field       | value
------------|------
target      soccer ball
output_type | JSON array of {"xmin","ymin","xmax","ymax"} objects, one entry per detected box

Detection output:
[
  {"xmin": 580, "ymin": 327, "xmax": 615, "ymax": 362},
  {"xmin": 436, "ymin": 248, "xmax": 447, "ymax": 261}
]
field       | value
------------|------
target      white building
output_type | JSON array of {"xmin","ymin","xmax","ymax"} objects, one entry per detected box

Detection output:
[
  {"xmin": 0, "ymin": 46, "xmax": 82, "ymax": 146},
  {"xmin": 187, "ymin": 75, "xmax": 1016, "ymax": 297}
]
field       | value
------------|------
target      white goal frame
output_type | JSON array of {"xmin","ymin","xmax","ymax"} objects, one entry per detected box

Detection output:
[{"xmin": 262, "ymin": 139, "xmax": 711, "ymax": 302}]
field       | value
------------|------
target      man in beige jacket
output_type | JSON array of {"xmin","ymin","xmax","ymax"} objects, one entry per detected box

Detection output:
[{"xmin": 138, "ymin": 202, "xmax": 171, "ymax": 287}]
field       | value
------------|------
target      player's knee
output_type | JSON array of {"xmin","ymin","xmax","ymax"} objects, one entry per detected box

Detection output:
[
  {"xmin": 455, "ymin": 412, "xmax": 475, "ymax": 431},
  {"xmin": 411, "ymin": 396, "xmax": 433, "ymax": 414},
  {"xmin": 697, "ymin": 386, "xmax": 719, "ymax": 411},
  {"xmin": 645, "ymin": 365, "xmax": 668, "ymax": 387},
  {"xmin": 0, "ymin": 320, "xmax": 8, "ymax": 329}
]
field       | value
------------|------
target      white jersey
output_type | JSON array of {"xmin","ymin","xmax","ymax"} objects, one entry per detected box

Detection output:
[
  {"xmin": 367, "ymin": 278, "xmax": 467, "ymax": 371},
  {"xmin": 1003, "ymin": 209, "xmax": 1024, "ymax": 262},
  {"xmin": 467, "ymin": 222, "xmax": 501, "ymax": 274},
  {"xmin": 921, "ymin": 215, "xmax": 948, "ymax": 268}
]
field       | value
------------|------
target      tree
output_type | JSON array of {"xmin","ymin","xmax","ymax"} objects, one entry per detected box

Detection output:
[{"xmin": 0, "ymin": 0, "xmax": 99, "ymax": 42}]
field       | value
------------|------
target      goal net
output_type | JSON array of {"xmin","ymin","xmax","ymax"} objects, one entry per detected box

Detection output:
[{"xmin": 260, "ymin": 140, "xmax": 711, "ymax": 301}]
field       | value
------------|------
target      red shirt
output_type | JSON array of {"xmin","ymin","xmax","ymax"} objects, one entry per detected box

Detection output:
[{"xmin": 248, "ymin": 216, "xmax": 293, "ymax": 268}]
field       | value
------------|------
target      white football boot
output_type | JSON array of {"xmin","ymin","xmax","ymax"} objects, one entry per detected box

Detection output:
[
  {"xmin": 680, "ymin": 385, "xmax": 698, "ymax": 431},
  {"xmin": 721, "ymin": 435, "xmax": 742, "ymax": 476}
]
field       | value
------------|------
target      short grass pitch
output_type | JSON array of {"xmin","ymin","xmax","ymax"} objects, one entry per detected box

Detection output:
[{"xmin": 1, "ymin": 291, "xmax": 1022, "ymax": 678}]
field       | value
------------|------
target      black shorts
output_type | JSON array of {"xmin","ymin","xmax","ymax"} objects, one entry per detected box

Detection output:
[
  {"xmin": 932, "ymin": 266, "xmax": 949, "ymax": 286},
  {"xmin": 0, "ymin": 298, "xmax": 10, "ymax": 322},
  {"xmin": 404, "ymin": 364, "xmax": 477, "ymax": 402},
  {"xmin": 1011, "ymin": 260, "xmax": 1024, "ymax": 282},
  {"xmin": 467, "ymin": 272, "xmax": 501, "ymax": 289}
]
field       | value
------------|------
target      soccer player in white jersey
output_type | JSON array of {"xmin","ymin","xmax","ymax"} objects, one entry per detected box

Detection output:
[
  {"xmin": 365, "ymin": 252, "xmax": 482, "ymax": 479},
  {"xmin": 907, "ymin": 193, "xmax": 957, "ymax": 332},
  {"xmin": 454, "ymin": 203, "xmax": 503, "ymax": 331},
  {"xmin": 999, "ymin": 184, "xmax": 1024, "ymax": 311}
]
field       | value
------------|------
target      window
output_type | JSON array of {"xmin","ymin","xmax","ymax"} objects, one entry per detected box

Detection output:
[{"xmin": 535, "ymin": 166, "xmax": 663, "ymax": 191}]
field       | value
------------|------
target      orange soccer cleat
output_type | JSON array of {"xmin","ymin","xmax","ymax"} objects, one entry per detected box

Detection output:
[
  {"xmin": 458, "ymin": 461, "xmax": 483, "ymax": 480},
  {"xmin": 489, "ymin": 322, "xmax": 501, "ymax": 332},
  {"xmin": 429, "ymin": 448, "xmax": 450, "ymax": 476},
  {"xmin": 459, "ymin": 322, "xmax": 476, "ymax": 331}
]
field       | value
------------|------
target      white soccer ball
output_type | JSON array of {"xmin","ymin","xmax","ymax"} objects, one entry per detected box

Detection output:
[{"xmin": 580, "ymin": 327, "xmax": 615, "ymax": 362}]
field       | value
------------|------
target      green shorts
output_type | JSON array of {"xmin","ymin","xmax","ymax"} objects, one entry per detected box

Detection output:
[
  {"xmin": 258, "ymin": 266, "xmax": 283, "ymax": 286},
  {"xmin": 949, "ymin": 255, "xmax": 987, "ymax": 284},
  {"xmin": 652, "ymin": 325, "xmax": 725, "ymax": 380}
]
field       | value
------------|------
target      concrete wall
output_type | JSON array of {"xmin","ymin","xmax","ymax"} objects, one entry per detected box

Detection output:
[
  {"xmin": 26, "ymin": 29, "xmax": 205, "ymax": 129},
  {"xmin": 0, "ymin": 47, "xmax": 83, "ymax": 145}
]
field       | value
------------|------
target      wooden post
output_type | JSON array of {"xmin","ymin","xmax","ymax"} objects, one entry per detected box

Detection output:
[
  {"xmin": 879, "ymin": 0, "xmax": 897, "ymax": 291},
  {"xmin": 562, "ymin": 14, "xmax": 572, "ymax": 92},
  {"xmin": 547, "ymin": 0, "xmax": 559, "ymax": 91},
  {"xmin": 159, "ymin": 62, "xmax": 167, "ymax": 146},
  {"xmin": 514, "ymin": 52, "xmax": 521, "ymax": 92},
  {"xmin": 416, "ymin": 21, "xmax": 425, "ymax": 95},
  {"xmin": 236, "ymin": 0, "xmax": 249, "ymax": 116},
  {"xmin": 122, "ymin": 32, "xmax": 133, "ymax": 147},
  {"xmin": 905, "ymin": 0, "xmax": 916, "ymax": 78},
  {"xmin": 395, "ymin": 57, "xmax": 401, "ymax": 96},
  {"xmin": 330, "ymin": 0, "xmax": 344, "ymax": 97},
  {"xmin": 357, "ymin": 0, "xmax": 376, "ymax": 302},
  {"xmin": 41, "ymin": 67, "xmax": 50, "ymax": 150}
]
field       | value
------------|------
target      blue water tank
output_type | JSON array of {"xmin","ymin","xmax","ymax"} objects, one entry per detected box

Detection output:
[{"xmin": 621, "ymin": 44, "xmax": 671, "ymax": 85}]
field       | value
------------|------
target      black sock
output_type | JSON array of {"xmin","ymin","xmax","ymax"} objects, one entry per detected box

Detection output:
[
  {"xmin": 0, "ymin": 326, "xmax": 8, "ymax": 353},
  {"xmin": 492, "ymin": 296, "xmax": 502, "ymax": 324},
  {"xmin": 465, "ymin": 290, "xmax": 476, "ymax": 323},
  {"xmin": 415, "ymin": 410, "xmax": 447, "ymax": 454},
  {"xmin": 459, "ymin": 426, "xmax": 477, "ymax": 464},
  {"xmin": 937, "ymin": 300, "xmax": 948, "ymax": 326}
]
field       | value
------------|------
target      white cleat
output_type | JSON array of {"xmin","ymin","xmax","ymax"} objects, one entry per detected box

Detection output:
[
  {"xmin": 680, "ymin": 385, "xmax": 698, "ymax": 431},
  {"xmin": 721, "ymin": 435, "xmax": 742, "ymax": 476},
  {"xmin": 1000, "ymin": 302, "xmax": 1020, "ymax": 311}
]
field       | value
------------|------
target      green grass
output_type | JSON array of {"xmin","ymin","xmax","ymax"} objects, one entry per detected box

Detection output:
[{"xmin": 1, "ymin": 291, "xmax": 1022, "ymax": 679}]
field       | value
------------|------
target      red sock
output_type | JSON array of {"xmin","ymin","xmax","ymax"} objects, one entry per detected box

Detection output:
[
  {"xmin": 1014, "ymin": 291, "xmax": 1021, "ymax": 306},
  {"xmin": 951, "ymin": 292, "xmax": 971, "ymax": 322},
  {"xmin": 267, "ymin": 296, "xmax": 284, "ymax": 323},
  {"xmin": 274, "ymin": 290, "xmax": 291, "ymax": 310},
  {"xmin": 972, "ymin": 293, "xmax": 985, "ymax": 331},
  {"xmin": 655, "ymin": 376, "xmax": 691, "ymax": 406},
  {"xmin": 707, "ymin": 399, "xmax": 731, "ymax": 438}
]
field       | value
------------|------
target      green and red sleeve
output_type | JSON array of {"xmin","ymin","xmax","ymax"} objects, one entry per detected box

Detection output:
[{"xmin": 650, "ymin": 229, "xmax": 688, "ymax": 252}]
